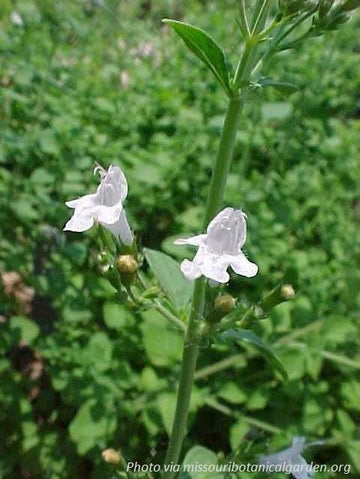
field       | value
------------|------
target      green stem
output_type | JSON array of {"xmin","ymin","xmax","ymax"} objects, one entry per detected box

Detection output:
[
  {"xmin": 154, "ymin": 300, "xmax": 186, "ymax": 333},
  {"xmin": 320, "ymin": 350, "xmax": 360, "ymax": 371},
  {"xmin": 163, "ymin": 95, "xmax": 244, "ymax": 479},
  {"xmin": 203, "ymin": 96, "xmax": 244, "ymax": 225},
  {"xmin": 162, "ymin": 279, "xmax": 205, "ymax": 477},
  {"xmin": 163, "ymin": 5, "xmax": 272, "ymax": 474},
  {"xmin": 195, "ymin": 354, "xmax": 243, "ymax": 380},
  {"xmin": 233, "ymin": 0, "xmax": 270, "ymax": 89},
  {"xmin": 136, "ymin": 274, "xmax": 186, "ymax": 332},
  {"xmin": 204, "ymin": 398, "xmax": 281, "ymax": 433},
  {"xmin": 195, "ymin": 320, "xmax": 325, "ymax": 381}
]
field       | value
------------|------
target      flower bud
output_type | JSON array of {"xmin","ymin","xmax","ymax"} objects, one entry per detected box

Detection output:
[
  {"xmin": 240, "ymin": 283, "xmax": 296, "ymax": 328},
  {"xmin": 102, "ymin": 448, "xmax": 121, "ymax": 465},
  {"xmin": 116, "ymin": 255, "xmax": 138, "ymax": 275},
  {"xmin": 261, "ymin": 283, "xmax": 296, "ymax": 312},
  {"xmin": 281, "ymin": 284, "xmax": 296, "ymax": 300},
  {"xmin": 214, "ymin": 294, "xmax": 236, "ymax": 314},
  {"xmin": 208, "ymin": 294, "xmax": 237, "ymax": 323}
]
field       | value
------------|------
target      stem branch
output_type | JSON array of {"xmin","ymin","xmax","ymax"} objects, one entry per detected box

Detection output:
[{"xmin": 154, "ymin": 300, "xmax": 186, "ymax": 333}]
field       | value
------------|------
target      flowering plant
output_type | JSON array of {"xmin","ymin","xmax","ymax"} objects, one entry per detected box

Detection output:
[{"xmin": 62, "ymin": 1, "xmax": 360, "ymax": 478}]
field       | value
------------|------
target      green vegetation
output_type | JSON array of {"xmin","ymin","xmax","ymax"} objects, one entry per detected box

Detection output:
[{"xmin": 1, "ymin": 1, "xmax": 359, "ymax": 478}]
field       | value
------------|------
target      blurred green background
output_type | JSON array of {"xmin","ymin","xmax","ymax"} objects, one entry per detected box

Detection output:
[{"xmin": 1, "ymin": 1, "xmax": 360, "ymax": 478}]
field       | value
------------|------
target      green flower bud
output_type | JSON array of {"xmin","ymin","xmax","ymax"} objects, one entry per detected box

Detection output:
[
  {"xmin": 214, "ymin": 294, "xmax": 237, "ymax": 314},
  {"xmin": 208, "ymin": 294, "xmax": 237, "ymax": 323}
]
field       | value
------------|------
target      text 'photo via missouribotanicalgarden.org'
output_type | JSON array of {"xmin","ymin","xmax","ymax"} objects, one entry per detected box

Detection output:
[{"xmin": 0, "ymin": 1, "xmax": 360, "ymax": 478}]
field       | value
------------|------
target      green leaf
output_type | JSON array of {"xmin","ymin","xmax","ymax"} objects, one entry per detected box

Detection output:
[
  {"xmin": 179, "ymin": 445, "xmax": 223, "ymax": 479},
  {"xmin": 9, "ymin": 316, "xmax": 40, "ymax": 344},
  {"xmin": 140, "ymin": 310, "xmax": 183, "ymax": 367},
  {"xmin": 30, "ymin": 168, "xmax": 55, "ymax": 185},
  {"xmin": 144, "ymin": 248, "xmax": 193, "ymax": 312},
  {"xmin": 82, "ymin": 332, "xmax": 113, "ymax": 372},
  {"xmin": 341, "ymin": 380, "xmax": 360, "ymax": 412},
  {"xmin": 257, "ymin": 78, "xmax": 298, "ymax": 97},
  {"xmin": 217, "ymin": 382, "xmax": 247, "ymax": 405},
  {"xmin": 218, "ymin": 329, "xmax": 288, "ymax": 381},
  {"xmin": 230, "ymin": 418, "xmax": 251, "ymax": 450},
  {"xmin": 103, "ymin": 302, "xmax": 135, "ymax": 331},
  {"xmin": 163, "ymin": 19, "xmax": 231, "ymax": 95},
  {"xmin": 157, "ymin": 392, "xmax": 177, "ymax": 436},
  {"xmin": 346, "ymin": 442, "xmax": 360, "ymax": 472},
  {"xmin": 279, "ymin": 345, "xmax": 307, "ymax": 380},
  {"xmin": 261, "ymin": 102, "xmax": 293, "ymax": 120},
  {"xmin": 69, "ymin": 399, "xmax": 117, "ymax": 455},
  {"xmin": 340, "ymin": 0, "xmax": 359, "ymax": 12}
]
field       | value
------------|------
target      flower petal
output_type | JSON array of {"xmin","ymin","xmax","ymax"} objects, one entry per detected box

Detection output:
[
  {"xmin": 228, "ymin": 252, "xmax": 258, "ymax": 277},
  {"xmin": 95, "ymin": 203, "xmax": 123, "ymax": 225},
  {"xmin": 194, "ymin": 247, "xmax": 230, "ymax": 283},
  {"xmin": 206, "ymin": 207, "xmax": 235, "ymax": 234},
  {"xmin": 108, "ymin": 165, "xmax": 128, "ymax": 200},
  {"xmin": 174, "ymin": 234, "xmax": 207, "ymax": 247},
  {"xmin": 105, "ymin": 209, "xmax": 133, "ymax": 245},
  {"xmin": 65, "ymin": 193, "xmax": 98, "ymax": 209},
  {"xmin": 97, "ymin": 165, "xmax": 128, "ymax": 205},
  {"xmin": 180, "ymin": 259, "xmax": 202, "ymax": 281},
  {"xmin": 200, "ymin": 261, "xmax": 230, "ymax": 283},
  {"xmin": 206, "ymin": 207, "xmax": 247, "ymax": 253},
  {"xmin": 63, "ymin": 212, "xmax": 94, "ymax": 232}
]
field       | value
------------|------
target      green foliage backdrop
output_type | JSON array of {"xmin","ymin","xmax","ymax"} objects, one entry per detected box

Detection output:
[{"xmin": 0, "ymin": 1, "xmax": 359, "ymax": 478}]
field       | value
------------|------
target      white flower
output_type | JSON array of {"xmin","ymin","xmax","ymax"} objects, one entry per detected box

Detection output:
[
  {"xmin": 64, "ymin": 164, "xmax": 133, "ymax": 245},
  {"xmin": 11, "ymin": 12, "xmax": 24, "ymax": 26},
  {"xmin": 174, "ymin": 207, "xmax": 258, "ymax": 283},
  {"xmin": 258, "ymin": 437, "xmax": 315, "ymax": 479}
]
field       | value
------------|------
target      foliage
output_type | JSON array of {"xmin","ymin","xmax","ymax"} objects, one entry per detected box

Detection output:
[{"xmin": 0, "ymin": 1, "xmax": 360, "ymax": 478}]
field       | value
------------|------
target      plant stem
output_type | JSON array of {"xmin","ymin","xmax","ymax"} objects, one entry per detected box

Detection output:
[
  {"xmin": 154, "ymin": 300, "xmax": 186, "ymax": 333},
  {"xmin": 203, "ymin": 95, "xmax": 244, "ymax": 225},
  {"xmin": 163, "ymin": 5, "xmax": 272, "ymax": 475},
  {"xmin": 162, "ymin": 96, "xmax": 244, "ymax": 479},
  {"xmin": 162, "ymin": 278, "xmax": 205, "ymax": 477},
  {"xmin": 233, "ymin": 0, "xmax": 271, "ymax": 89},
  {"xmin": 195, "ymin": 353, "xmax": 243, "ymax": 380}
]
